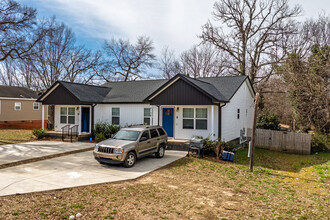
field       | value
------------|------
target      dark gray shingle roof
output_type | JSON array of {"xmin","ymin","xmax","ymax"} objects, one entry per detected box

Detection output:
[
  {"xmin": 59, "ymin": 81, "xmax": 111, "ymax": 103},
  {"xmin": 184, "ymin": 76, "xmax": 228, "ymax": 102},
  {"xmin": 0, "ymin": 85, "xmax": 38, "ymax": 99},
  {"xmin": 46, "ymin": 75, "xmax": 250, "ymax": 104},
  {"xmin": 199, "ymin": 75, "xmax": 248, "ymax": 100},
  {"xmin": 102, "ymin": 79, "xmax": 168, "ymax": 103}
]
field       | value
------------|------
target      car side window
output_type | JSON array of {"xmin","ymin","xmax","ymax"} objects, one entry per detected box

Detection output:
[
  {"xmin": 150, "ymin": 129, "xmax": 159, "ymax": 138},
  {"xmin": 157, "ymin": 128, "xmax": 165, "ymax": 136},
  {"xmin": 140, "ymin": 130, "xmax": 150, "ymax": 141}
]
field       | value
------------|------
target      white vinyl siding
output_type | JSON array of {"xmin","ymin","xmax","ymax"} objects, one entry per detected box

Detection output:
[
  {"xmin": 159, "ymin": 105, "xmax": 218, "ymax": 140},
  {"xmin": 54, "ymin": 105, "xmax": 79, "ymax": 131},
  {"xmin": 221, "ymin": 80, "xmax": 254, "ymax": 142},
  {"xmin": 95, "ymin": 104, "xmax": 158, "ymax": 127}
]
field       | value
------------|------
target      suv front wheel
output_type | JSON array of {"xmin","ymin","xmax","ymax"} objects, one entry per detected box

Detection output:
[
  {"xmin": 155, "ymin": 145, "xmax": 165, "ymax": 158},
  {"xmin": 124, "ymin": 152, "xmax": 136, "ymax": 168}
]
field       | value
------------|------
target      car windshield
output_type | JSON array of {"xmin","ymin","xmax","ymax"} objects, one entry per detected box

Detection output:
[{"xmin": 113, "ymin": 130, "xmax": 140, "ymax": 141}]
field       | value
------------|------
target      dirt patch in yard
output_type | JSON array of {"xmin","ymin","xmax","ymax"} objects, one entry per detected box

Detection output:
[
  {"xmin": 0, "ymin": 129, "xmax": 35, "ymax": 145},
  {"xmin": 0, "ymin": 149, "xmax": 329, "ymax": 219}
]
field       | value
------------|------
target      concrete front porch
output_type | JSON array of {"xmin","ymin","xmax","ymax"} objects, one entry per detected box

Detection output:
[
  {"xmin": 45, "ymin": 131, "xmax": 92, "ymax": 141},
  {"xmin": 167, "ymin": 138, "xmax": 190, "ymax": 151}
]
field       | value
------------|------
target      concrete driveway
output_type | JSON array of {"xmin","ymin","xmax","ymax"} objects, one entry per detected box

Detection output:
[
  {"xmin": 0, "ymin": 150, "xmax": 187, "ymax": 196},
  {"xmin": 0, "ymin": 141, "xmax": 94, "ymax": 165}
]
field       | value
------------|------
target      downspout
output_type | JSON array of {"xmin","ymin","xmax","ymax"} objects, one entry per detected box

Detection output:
[
  {"xmin": 218, "ymin": 103, "xmax": 227, "ymax": 141},
  {"xmin": 91, "ymin": 104, "xmax": 96, "ymax": 138},
  {"xmin": 157, "ymin": 105, "xmax": 160, "ymax": 126}
]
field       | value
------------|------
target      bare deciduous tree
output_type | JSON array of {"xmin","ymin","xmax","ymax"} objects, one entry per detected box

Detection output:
[
  {"xmin": 201, "ymin": 0, "xmax": 302, "ymax": 83},
  {"xmin": 159, "ymin": 46, "xmax": 181, "ymax": 79},
  {"xmin": 26, "ymin": 20, "xmax": 75, "ymax": 89},
  {"xmin": 62, "ymin": 47, "xmax": 102, "ymax": 83},
  {"xmin": 180, "ymin": 44, "xmax": 226, "ymax": 78},
  {"xmin": 0, "ymin": 59, "xmax": 19, "ymax": 85},
  {"xmin": 288, "ymin": 14, "xmax": 330, "ymax": 59},
  {"xmin": 0, "ymin": 0, "xmax": 47, "ymax": 61},
  {"xmin": 101, "ymin": 36, "xmax": 156, "ymax": 81}
]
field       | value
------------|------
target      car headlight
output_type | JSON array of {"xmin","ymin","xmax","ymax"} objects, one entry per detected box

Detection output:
[
  {"xmin": 95, "ymin": 144, "xmax": 100, "ymax": 151},
  {"xmin": 113, "ymin": 147, "xmax": 124, "ymax": 154}
]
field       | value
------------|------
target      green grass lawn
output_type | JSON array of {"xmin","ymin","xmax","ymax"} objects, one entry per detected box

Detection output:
[
  {"xmin": 0, "ymin": 148, "xmax": 329, "ymax": 219},
  {"xmin": 0, "ymin": 129, "xmax": 35, "ymax": 145}
]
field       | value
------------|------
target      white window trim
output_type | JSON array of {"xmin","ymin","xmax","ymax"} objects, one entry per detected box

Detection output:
[
  {"xmin": 144, "ymin": 108, "xmax": 152, "ymax": 125},
  {"xmin": 182, "ymin": 107, "xmax": 208, "ymax": 130},
  {"xmin": 60, "ymin": 107, "xmax": 75, "ymax": 124},
  {"xmin": 112, "ymin": 107, "xmax": 120, "ymax": 125},
  {"xmin": 196, "ymin": 108, "xmax": 208, "ymax": 130},
  {"xmin": 183, "ymin": 108, "xmax": 195, "ymax": 129},
  {"xmin": 33, "ymin": 102, "xmax": 39, "ymax": 110},
  {"xmin": 14, "ymin": 102, "xmax": 21, "ymax": 111}
]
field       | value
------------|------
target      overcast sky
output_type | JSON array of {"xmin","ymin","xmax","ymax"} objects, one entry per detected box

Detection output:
[{"xmin": 19, "ymin": 0, "xmax": 329, "ymax": 57}]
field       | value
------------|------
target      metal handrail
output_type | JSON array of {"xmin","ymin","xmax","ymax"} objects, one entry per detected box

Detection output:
[
  {"xmin": 70, "ymin": 125, "xmax": 79, "ymax": 142},
  {"xmin": 61, "ymin": 125, "xmax": 70, "ymax": 141}
]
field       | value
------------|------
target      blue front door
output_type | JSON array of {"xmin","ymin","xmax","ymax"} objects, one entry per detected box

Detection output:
[
  {"xmin": 162, "ymin": 108, "xmax": 174, "ymax": 137},
  {"xmin": 81, "ymin": 107, "xmax": 90, "ymax": 133}
]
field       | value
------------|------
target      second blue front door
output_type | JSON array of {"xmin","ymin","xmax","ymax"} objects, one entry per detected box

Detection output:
[
  {"xmin": 81, "ymin": 107, "xmax": 90, "ymax": 133},
  {"xmin": 162, "ymin": 108, "xmax": 174, "ymax": 137}
]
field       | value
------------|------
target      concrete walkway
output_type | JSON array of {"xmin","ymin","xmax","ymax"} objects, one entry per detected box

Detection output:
[
  {"xmin": 0, "ymin": 150, "xmax": 187, "ymax": 196},
  {"xmin": 0, "ymin": 141, "xmax": 94, "ymax": 165}
]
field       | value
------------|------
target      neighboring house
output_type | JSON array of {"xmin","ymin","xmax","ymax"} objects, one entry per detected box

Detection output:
[
  {"xmin": 0, "ymin": 85, "xmax": 47, "ymax": 129},
  {"xmin": 37, "ymin": 74, "xmax": 255, "ymax": 141}
]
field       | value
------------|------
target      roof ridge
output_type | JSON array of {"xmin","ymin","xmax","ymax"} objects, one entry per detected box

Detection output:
[
  {"xmin": 59, "ymin": 81, "xmax": 109, "ymax": 88},
  {"xmin": 182, "ymin": 75, "xmax": 212, "ymax": 85},
  {"xmin": 0, "ymin": 85, "xmax": 34, "ymax": 89},
  {"xmin": 103, "ymin": 79, "xmax": 168, "ymax": 84},
  {"xmin": 199, "ymin": 75, "xmax": 247, "ymax": 79}
]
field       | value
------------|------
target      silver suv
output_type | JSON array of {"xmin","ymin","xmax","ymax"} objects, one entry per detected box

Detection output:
[{"xmin": 93, "ymin": 126, "xmax": 168, "ymax": 168}]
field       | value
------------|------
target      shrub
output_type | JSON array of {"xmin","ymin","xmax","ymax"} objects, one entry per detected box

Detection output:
[
  {"xmin": 94, "ymin": 122, "xmax": 120, "ymax": 139},
  {"xmin": 95, "ymin": 133, "xmax": 106, "ymax": 143},
  {"xmin": 257, "ymin": 111, "xmax": 280, "ymax": 130},
  {"xmin": 33, "ymin": 129, "xmax": 47, "ymax": 139},
  {"xmin": 311, "ymin": 132, "xmax": 330, "ymax": 153}
]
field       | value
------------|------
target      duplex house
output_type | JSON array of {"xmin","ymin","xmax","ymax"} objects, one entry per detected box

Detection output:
[
  {"xmin": 37, "ymin": 74, "xmax": 255, "ymax": 141},
  {"xmin": 0, "ymin": 85, "xmax": 47, "ymax": 129}
]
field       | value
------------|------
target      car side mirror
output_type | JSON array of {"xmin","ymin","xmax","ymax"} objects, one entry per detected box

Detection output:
[{"xmin": 140, "ymin": 137, "xmax": 147, "ymax": 142}]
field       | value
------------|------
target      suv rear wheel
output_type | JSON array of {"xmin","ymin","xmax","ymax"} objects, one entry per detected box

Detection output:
[
  {"xmin": 124, "ymin": 152, "xmax": 136, "ymax": 168},
  {"xmin": 155, "ymin": 145, "xmax": 165, "ymax": 158}
]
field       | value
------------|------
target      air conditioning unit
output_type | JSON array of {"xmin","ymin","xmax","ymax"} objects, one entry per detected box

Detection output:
[{"xmin": 240, "ymin": 128, "xmax": 247, "ymax": 144}]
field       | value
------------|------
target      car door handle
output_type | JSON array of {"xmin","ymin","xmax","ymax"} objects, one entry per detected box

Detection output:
[{"xmin": 147, "ymin": 141, "xmax": 151, "ymax": 143}]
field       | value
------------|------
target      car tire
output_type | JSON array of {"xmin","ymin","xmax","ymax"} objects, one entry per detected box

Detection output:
[
  {"xmin": 155, "ymin": 145, "xmax": 165, "ymax": 158},
  {"xmin": 123, "ymin": 152, "xmax": 136, "ymax": 168}
]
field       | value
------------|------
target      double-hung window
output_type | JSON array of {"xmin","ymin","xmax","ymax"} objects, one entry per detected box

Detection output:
[
  {"xmin": 112, "ymin": 108, "xmax": 120, "ymax": 125},
  {"xmin": 196, "ymin": 108, "xmax": 207, "ymax": 130},
  {"xmin": 14, "ymin": 102, "xmax": 21, "ymax": 111},
  {"xmin": 183, "ymin": 108, "xmax": 208, "ymax": 130},
  {"xmin": 144, "ymin": 108, "xmax": 152, "ymax": 125},
  {"xmin": 33, "ymin": 102, "xmax": 39, "ymax": 110},
  {"xmin": 183, "ymin": 108, "xmax": 194, "ymax": 129},
  {"xmin": 237, "ymin": 109, "xmax": 240, "ymax": 119},
  {"xmin": 60, "ymin": 107, "xmax": 75, "ymax": 124}
]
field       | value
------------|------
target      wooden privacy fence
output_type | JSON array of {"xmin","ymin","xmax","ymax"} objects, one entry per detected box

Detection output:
[{"xmin": 248, "ymin": 128, "xmax": 311, "ymax": 155}]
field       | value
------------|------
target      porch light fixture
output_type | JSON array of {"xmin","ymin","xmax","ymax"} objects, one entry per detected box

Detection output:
[{"xmin": 176, "ymin": 107, "xmax": 179, "ymax": 111}]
